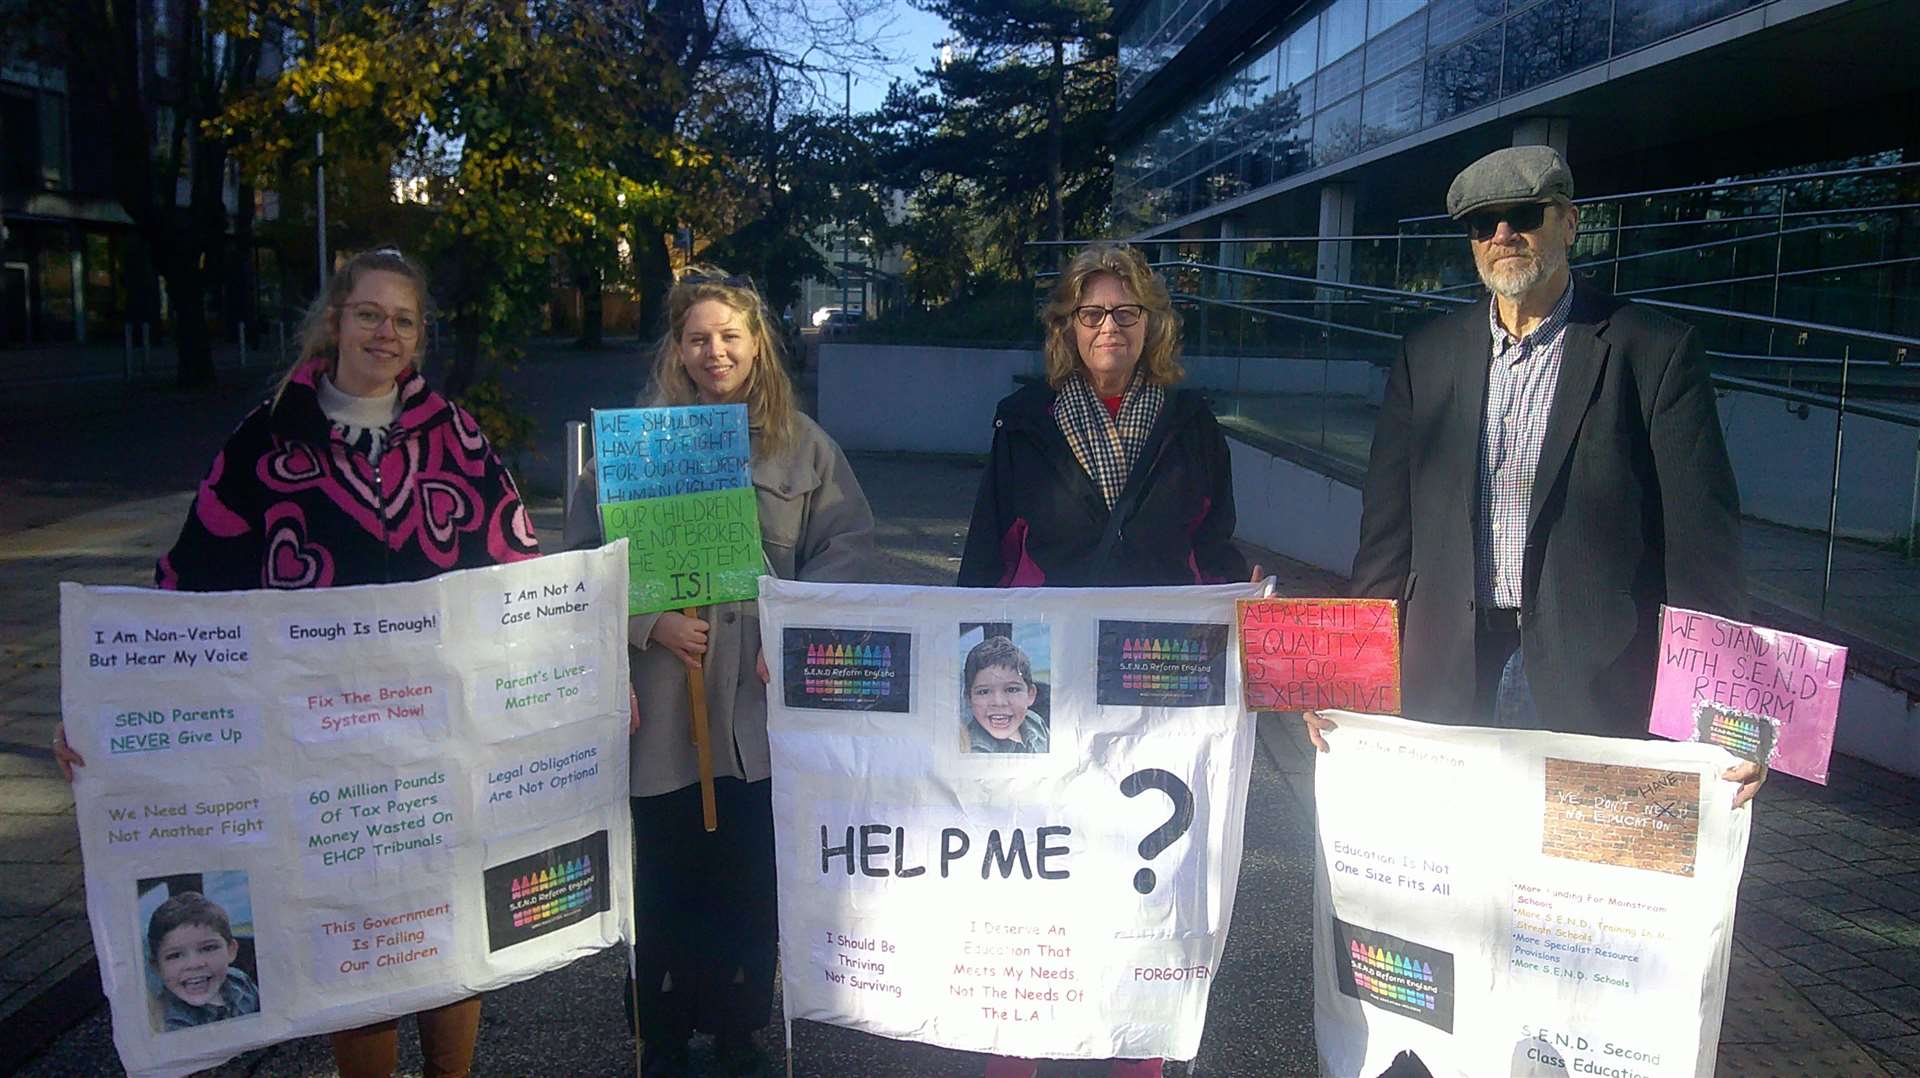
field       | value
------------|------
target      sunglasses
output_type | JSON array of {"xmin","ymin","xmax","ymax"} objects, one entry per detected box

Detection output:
[
  {"xmin": 1071, "ymin": 304, "xmax": 1146, "ymax": 329},
  {"xmin": 681, "ymin": 273, "xmax": 757, "ymax": 291},
  {"xmin": 1463, "ymin": 202, "xmax": 1551, "ymax": 241}
]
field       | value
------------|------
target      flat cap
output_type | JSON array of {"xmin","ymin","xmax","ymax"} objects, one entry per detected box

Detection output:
[{"xmin": 1446, "ymin": 145, "xmax": 1574, "ymax": 218}]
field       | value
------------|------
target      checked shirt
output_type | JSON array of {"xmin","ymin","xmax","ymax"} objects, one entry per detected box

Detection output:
[{"xmin": 1474, "ymin": 282, "xmax": 1574, "ymax": 609}]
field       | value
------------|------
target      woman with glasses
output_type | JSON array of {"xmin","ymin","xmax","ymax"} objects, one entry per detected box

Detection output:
[
  {"xmin": 56, "ymin": 248, "xmax": 539, "ymax": 1077},
  {"xmin": 563, "ymin": 267, "xmax": 876, "ymax": 1077},
  {"xmin": 959, "ymin": 242, "xmax": 1247, "ymax": 595},
  {"xmin": 957, "ymin": 242, "xmax": 1248, "ymax": 1078}
]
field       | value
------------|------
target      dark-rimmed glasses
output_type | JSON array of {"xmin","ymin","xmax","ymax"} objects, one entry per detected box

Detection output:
[
  {"xmin": 1463, "ymin": 202, "xmax": 1550, "ymax": 241},
  {"xmin": 341, "ymin": 302, "xmax": 422, "ymax": 340},
  {"xmin": 1071, "ymin": 304, "xmax": 1146, "ymax": 329}
]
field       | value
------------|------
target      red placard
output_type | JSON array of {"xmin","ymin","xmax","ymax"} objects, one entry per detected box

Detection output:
[{"xmin": 1237, "ymin": 598, "xmax": 1400, "ymax": 713}]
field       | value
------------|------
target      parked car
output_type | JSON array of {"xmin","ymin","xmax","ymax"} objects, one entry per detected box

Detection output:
[{"xmin": 811, "ymin": 306, "xmax": 866, "ymax": 334}]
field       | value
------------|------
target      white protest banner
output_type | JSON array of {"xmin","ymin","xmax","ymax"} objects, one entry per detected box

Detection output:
[
  {"xmin": 1311, "ymin": 711, "xmax": 1752, "ymax": 1078},
  {"xmin": 758, "ymin": 578, "xmax": 1263, "ymax": 1061},
  {"xmin": 60, "ymin": 546, "xmax": 635, "ymax": 1078}
]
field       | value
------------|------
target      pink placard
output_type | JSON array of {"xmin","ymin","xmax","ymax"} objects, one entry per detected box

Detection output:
[{"xmin": 1649, "ymin": 604, "xmax": 1846, "ymax": 784}]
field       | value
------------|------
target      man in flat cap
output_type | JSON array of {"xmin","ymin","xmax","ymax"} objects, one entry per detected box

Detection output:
[{"xmin": 1309, "ymin": 144, "xmax": 1762, "ymax": 804}]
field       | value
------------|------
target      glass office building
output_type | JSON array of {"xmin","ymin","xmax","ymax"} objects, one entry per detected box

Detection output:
[{"xmin": 1112, "ymin": 0, "xmax": 1916, "ymax": 235}]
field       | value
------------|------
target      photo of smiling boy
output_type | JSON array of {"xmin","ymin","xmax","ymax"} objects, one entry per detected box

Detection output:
[
  {"xmin": 962, "ymin": 633, "xmax": 1050, "ymax": 755},
  {"xmin": 144, "ymin": 887, "xmax": 260, "ymax": 1031}
]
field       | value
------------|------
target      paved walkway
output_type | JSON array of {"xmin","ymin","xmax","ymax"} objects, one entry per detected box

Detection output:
[{"xmin": 2, "ymin": 346, "xmax": 1917, "ymax": 1074}]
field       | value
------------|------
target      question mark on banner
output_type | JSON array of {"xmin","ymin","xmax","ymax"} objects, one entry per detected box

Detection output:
[{"xmin": 1120, "ymin": 768, "xmax": 1195, "ymax": 895}]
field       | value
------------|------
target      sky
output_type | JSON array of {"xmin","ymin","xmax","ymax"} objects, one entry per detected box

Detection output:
[{"xmin": 844, "ymin": 5, "xmax": 953, "ymax": 114}]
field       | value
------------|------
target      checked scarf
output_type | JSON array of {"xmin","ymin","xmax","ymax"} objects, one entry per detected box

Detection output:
[{"xmin": 1055, "ymin": 372, "xmax": 1165, "ymax": 508}]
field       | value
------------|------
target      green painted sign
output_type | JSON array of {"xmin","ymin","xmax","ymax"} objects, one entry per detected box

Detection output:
[{"xmin": 599, "ymin": 487, "xmax": 762, "ymax": 613}]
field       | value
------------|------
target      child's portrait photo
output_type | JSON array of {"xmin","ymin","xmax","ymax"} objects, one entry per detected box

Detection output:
[
  {"xmin": 138, "ymin": 871, "xmax": 261, "ymax": 1033},
  {"xmin": 958, "ymin": 623, "xmax": 1052, "ymax": 755}
]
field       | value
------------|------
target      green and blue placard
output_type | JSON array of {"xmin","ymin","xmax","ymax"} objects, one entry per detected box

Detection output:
[{"xmin": 591, "ymin": 405, "xmax": 761, "ymax": 613}]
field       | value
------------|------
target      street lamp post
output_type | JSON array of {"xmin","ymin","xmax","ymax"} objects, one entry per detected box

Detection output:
[
  {"xmin": 840, "ymin": 71, "xmax": 852, "ymax": 319},
  {"xmin": 316, "ymin": 130, "xmax": 327, "ymax": 290}
]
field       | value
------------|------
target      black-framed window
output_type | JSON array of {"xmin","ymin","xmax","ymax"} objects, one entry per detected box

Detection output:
[
  {"xmin": 1424, "ymin": 24, "xmax": 1502, "ymax": 124},
  {"xmin": 1501, "ymin": 0, "xmax": 1609, "ymax": 96}
]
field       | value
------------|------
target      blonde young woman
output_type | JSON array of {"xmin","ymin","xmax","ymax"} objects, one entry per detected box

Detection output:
[
  {"xmin": 564, "ymin": 268, "xmax": 876, "ymax": 1076},
  {"xmin": 55, "ymin": 248, "xmax": 540, "ymax": 1077}
]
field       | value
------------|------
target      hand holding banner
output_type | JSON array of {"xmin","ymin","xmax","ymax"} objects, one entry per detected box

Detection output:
[
  {"xmin": 63, "ymin": 548, "xmax": 635, "ymax": 1078},
  {"xmin": 760, "ymin": 579, "xmax": 1262, "ymax": 1062},
  {"xmin": 1312, "ymin": 711, "xmax": 1750, "ymax": 1077}
]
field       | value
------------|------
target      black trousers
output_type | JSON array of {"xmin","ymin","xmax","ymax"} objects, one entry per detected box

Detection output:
[{"xmin": 629, "ymin": 777, "xmax": 778, "ymax": 1043}]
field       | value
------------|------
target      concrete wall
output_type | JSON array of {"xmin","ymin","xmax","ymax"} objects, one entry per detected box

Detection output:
[
  {"xmin": 1228, "ymin": 437, "xmax": 1362, "ymax": 577},
  {"xmin": 1720, "ymin": 388, "xmax": 1920, "ymax": 544},
  {"xmin": 817, "ymin": 343, "xmax": 1040, "ymax": 454},
  {"xmin": 1181, "ymin": 353, "xmax": 1381, "ymax": 400}
]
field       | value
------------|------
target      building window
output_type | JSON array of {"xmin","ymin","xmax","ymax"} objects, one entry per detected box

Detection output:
[
  {"xmin": 1321, "ymin": 0, "xmax": 1368, "ymax": 65},
  {"xmin": 38, "ymin": 92, "xmax": 68, "ymax": 189},
  {"xmin": 1283, "ymin": 20, "xmax": 1319, "ymax": 89},
  {"xmin": 1425, "ymin": 24, "xmax": 1502, "ymax": 123},
  {"xmin": 1318, "ymin": 49, "xmax": 1365, "ymax": 106},
  {"xmin": 1612, "ymin": 0, "xmax": 1762, "ymax": 54},
  {"xmin": 38, "ymin": 238, "xmax": 77, "ymax": 343},
  {"xmin": 1361, "ymin": 61, "xmax": 1425, "ymax": 149},
  {"xmin": 1314, "ymin": 92, "xmax": 1364, "ymax": 168},
  {"xmin": 1368, "ymin": 0, "xmax": 1428, "ymax": 38},
  {"xmin": 1365, "ymin": 8, "xmax": 1429, "ymax": 82},
  {"xmin": 1502, "ymin": 0, "xmax": 1609, "ymax": 96},
  {"xmin": 1427, "ymin": 0, "xmax": 1503, "ymax": 50}
]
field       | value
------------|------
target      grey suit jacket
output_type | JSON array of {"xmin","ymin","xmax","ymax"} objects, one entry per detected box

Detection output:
[{"xmin": 1350, "ymin": 280, "xmax": 1746, "ymax": 737}]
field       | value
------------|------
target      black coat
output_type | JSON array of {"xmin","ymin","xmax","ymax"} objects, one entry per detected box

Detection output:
[
  {"xmin": 958, "ymin": 381, "xmax": 1247, "ymax": 588},
  {"xmin": 1350, "ymin": 281, "xmax": 1745, "ymax": 737}
]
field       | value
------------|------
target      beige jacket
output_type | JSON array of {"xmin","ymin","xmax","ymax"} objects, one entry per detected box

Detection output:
[{"xmin": 565, "ymin": 413, "xmax": 877, "ymax": 796}]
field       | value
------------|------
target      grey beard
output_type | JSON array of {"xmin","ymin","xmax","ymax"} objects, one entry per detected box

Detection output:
[{"xmin": 1479, "ymin": 246, "xmax": 1567, "ymax": 299}]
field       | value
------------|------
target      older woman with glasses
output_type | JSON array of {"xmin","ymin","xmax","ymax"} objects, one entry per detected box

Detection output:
[
  {"xmin": 959, "ymin": 242, "xmax": 1248, "ymax": 595},
  {"xmin": 957, "ymin": 243, "xmax": 1250, "ymax": 1078}
]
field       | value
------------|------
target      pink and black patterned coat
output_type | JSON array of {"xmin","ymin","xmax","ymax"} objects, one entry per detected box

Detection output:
[{"xmin": 157, "ymin": 356, "xmax": 540, "ymax": 591}]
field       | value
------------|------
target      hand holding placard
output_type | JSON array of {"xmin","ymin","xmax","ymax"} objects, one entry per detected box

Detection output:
[
  {"xmin": 1648, "ymin": 605, "xmax": 1846, "ymax": 785},
  {"xmin": 592, "ymin": 405, "xmax": 762, "ymax": 832}
]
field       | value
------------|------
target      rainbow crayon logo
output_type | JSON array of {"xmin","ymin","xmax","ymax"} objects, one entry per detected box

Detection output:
[
  {"xmin": 801, "ymin": 642, "xmax": 896, "ymax": 698},
  {"xmin": 785, "ymin": 629, "xmax": 914, "ymax": 713},
  {"xmin": 805, "ymin": 642, "xmax": 894, "ymax": 667},
  {"xmin": 1120, "ymin": 637, "xmax": 1205, "ymax": 662},
  {"xmin": 1348, "ymin": 940, "xmax": 1438, "ymax": 1012},
  {"xmin": 1692, "ymin": 701, "xmax": 1776, "ymax": 766},
  {"xmin": 506, "ymin": 855, "xmax": 596, "ymax": 929}
]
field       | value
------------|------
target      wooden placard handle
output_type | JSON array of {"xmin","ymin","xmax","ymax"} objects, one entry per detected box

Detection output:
[{"xmin": 684, "ymin": 606, "xmax": 719, "ymax": 832}]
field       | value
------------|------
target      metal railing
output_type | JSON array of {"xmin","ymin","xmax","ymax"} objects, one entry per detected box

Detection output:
[{"xmin": 1030, "ymin": 204, "xmax": 1920, "ymax": 656}]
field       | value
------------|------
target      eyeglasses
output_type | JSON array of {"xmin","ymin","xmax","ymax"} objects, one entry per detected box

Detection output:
[
  {"xmin": 681, "ymin": 273, "xmax": 757, "ymax": 291},
  {"xmin": 1071, "ymin": 304, "xmax": 1146, "ymax": 329},
  {"xmin": 341, "ymin": 302, "xmax": 421, "ymax": 340},
  {"xmin": 1463, "ymin": 202, "xmax": 1550, "ymax": 241}
]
